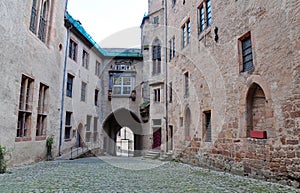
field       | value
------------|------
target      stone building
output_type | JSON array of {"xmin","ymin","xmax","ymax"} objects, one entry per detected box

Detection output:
[
  {"xmin": 141, "ymin": 0, "xmax": 300, "ymax": 187},
  {"xmin": 0, "ymin": 0, "xmax": 66, "ymax": 166}
]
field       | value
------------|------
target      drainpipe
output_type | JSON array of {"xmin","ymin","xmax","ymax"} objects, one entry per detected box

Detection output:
[
  {"xmin": 164, "ymin": 0, "xmax": 168, "ymax": 152},
  {"xmin": 59, "ymin": 0, "xmax": 70, "ymax": 156}
]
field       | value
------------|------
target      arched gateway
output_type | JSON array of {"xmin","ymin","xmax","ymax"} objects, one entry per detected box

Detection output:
[{"xmin": 102, "ymin": 108, "xmax": 144, "ymax": 156}]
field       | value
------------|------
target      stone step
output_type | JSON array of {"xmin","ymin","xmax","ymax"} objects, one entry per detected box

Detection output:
[{"xmin": 143, "ymin": 150, "xmax": 160, "ymax": 159}]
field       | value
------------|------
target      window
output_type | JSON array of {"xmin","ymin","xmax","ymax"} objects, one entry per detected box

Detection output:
[
  {"xmin": 69, "ymin": 39, "xmax": 78, "ymax": 61},
  {"xmin": 86, "ymin": 115, "xmax": 92, "ymax": 143},
  {"xmin": 239, "ymin": 32, "xmax": 254, "ymax": 72},
  {"xmin": 203, "ymin": 111, "xmax": 212, "ymax": 142},
  {"xmin": 172, "ymin": 0, "xmax": 176, "ymax": 6},
  {"xmin": 184, "ymin": 72, "xmax": 189, "ymax": 97},
  {"xmin": 29, "ymin": 0, "xmax": 38, "ymax": 33},
  {"xmin": 152, "ymin": 40, "xmax": 161, "ymax": 75},
  {"xmin": 169, "ymin": 36, "xmax": 176, "ymax": 61},
  {"xmin": 153, "ymin": 16, "xmax": 159, "ymax": 26},
  {"xmin": 81, "ymin": 82, "xmax": 87, "ymax": 102},
  {"xmin": 154, "ymin": 88, "xmax": 161, "ymax": 102},
  {"xmin": 82, "ymin": 50, "xmax": 89, "ymax": 69},
  {"xmin": 65, "ymin": 111, "xmax": 72, "ymax": 140},
  {"xmin": 93, "ymin": 117, "xmax": 98, "ymax": 142},
  {"xmin": 38, "ymin": 1, "xmax": 49, "ymax": 42},
  {"xmin": 29, "ymin": 0, "xmax": 52, "ymax": 43},
  {"xmin": 198, "ymin": 0, "xmax": 212, "ymax": 34},
  {"xmin": 182, "ymin": 20, "xmax": 190, "ymax": 48},
  {"xmin": 94, "ymin": 89, "xmax": 99, "ymax": 106},
  {"xmin": 112, "ymin": 76, "xmax": 132, "ymax": 95},
  {"xmin": 169, "ymin": 82, "xmax": 173, "ymax": 103},
  {"xmin": 17, "ymin": 75, "xmax": 34, "ymax": 139},
  {"xmin": 36, "ymin": 83, "xmax": 49, "ymax": 137},
  {"xmin": 66, "ymin": 74, "xmax": 74, "ymax": 97},
  {"xmin": 95, "ymin": 61, "xmax": 101, "ymax": 77}
]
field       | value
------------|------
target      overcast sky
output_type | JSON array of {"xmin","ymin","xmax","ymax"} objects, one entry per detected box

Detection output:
[{"xmin": 67, "ymin": 0, "xmax": 148, "ymax": 48}]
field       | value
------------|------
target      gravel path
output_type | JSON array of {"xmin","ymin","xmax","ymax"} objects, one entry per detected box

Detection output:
[{"xmin": 0, "ymin": 156, "xmax": 299, "ymax": 193}]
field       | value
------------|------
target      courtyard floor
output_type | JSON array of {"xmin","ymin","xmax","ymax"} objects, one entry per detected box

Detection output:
[{"xmin": 0, "ymin": 156, "xmax": 299, "ymax": 193}]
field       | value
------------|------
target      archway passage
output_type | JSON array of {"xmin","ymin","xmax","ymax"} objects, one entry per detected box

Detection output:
[
  {"xmin": 103, "ymin": 108, "xmax": 143, "ymax": 156},
  {"xmin": 116, "ymin": 127, "xmax": 134, "ymax": 157}
]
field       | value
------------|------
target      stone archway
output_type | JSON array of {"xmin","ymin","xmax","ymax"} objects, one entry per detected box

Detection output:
[{"xmin": 102, "ymin": 108, "xmax": 144, "ymax": 156}]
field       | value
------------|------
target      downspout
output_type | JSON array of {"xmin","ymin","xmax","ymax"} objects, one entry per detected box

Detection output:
[
  {"xmin": 59, "ymin": 0, "xmax": 71, "ymax": 156},
  {"xmin": 164, "ymin": 0, "xmax": 168, "ymax": 152}
]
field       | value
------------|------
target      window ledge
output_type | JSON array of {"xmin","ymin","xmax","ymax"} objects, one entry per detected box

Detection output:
[
  {"xmin": 198, "ymin": 26, "xmax": 212, "ymax": 41},
  {"xmin": 15, "ymin": 137, "xmax": 32, "ymax": 142},
  {"xmin": 112, "ymin": 94, "xmax": 131, "ymax": 98},
  {"xmin": 35, "ymin": 136, "xmax": 46, "ymax": 141}
]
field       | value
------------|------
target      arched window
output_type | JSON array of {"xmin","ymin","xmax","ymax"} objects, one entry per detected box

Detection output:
[{"xmin": 152, "ymin": 39, "xmax": 161, "ymax": 75}]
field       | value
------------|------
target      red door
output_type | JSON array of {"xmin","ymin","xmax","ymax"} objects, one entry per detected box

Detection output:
[{"xmin": 152, "ymin": 128, "xmax": 161, "ymax": 149}]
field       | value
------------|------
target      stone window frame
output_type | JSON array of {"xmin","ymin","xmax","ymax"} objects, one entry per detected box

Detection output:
[
  {"xmin": 169, "ymin": 36, "xmax": 176, "ymax": 61},
  {"xmin": 80, "ymin": 81, "xmax": 87, "ymax": 102},
  {"xmin": 152, "ymin": 39, "xmax": 162, "ymax": 76},
  {"xmin": 154, "ymin": 88, "xmax": 161, "ymax": 103},
  {"xmin": 93, "ymin": 117, "xmax": 98, "ymax": 143},
  {"xmin": 203, "ymin": 110, "xmax": 212, "ymax": 142},
  {"xmin": 182, "ymin": 19, "xmax": 191, "ymax": 48},
  {"xmin": 66, "ymin": 73, "xmax": 74, "ymax": 98},
  {"xmin": 95, "ymin": 60, "xmax": 101, "ymax": 77},
  {"xmin": 85, "ymin": 115, "xmax": 92, "ymax": 143},
  {"xmin": 82, "ymin": 49, "xmax": 89, "ymax": 69},
  {"xmin": 16, "ymin": 74, "xmax": 34, "ymax": 142},
  {"xmin": 238, "ymin": 31, "xmax": 254, "ymax": 73},
  {"xmin": 29, "ymin": 0, "xmax": 53, "ymax": 44},
  {"xmin": 68, "ymin": 37, "xmax": 78, "ymax": 62},
  {"xmin": 184, "ymin": 71, "xmax": 189, "ymax": 98},
  {"xmin": 94, "ymin": 89, "xmax": 99, "ymax": 106},
  {"xmin": 64, "ymin": 111, "xmax": 72, "ymax": 141},
  {"xmin": 197, "ymin": 0, "xmax": 212, "ymax": 35},
  {"xmin": 36, "ymin": 82, "xmax": 49, "ymax": 140}
]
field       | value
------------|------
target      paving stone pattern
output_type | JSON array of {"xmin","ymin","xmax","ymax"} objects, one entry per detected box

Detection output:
[{"xmin": 0, "ymin": 157, "xmax": 299, "ymax": 193}]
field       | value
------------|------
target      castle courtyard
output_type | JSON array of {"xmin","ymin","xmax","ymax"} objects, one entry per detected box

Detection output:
[{"xmin": 0, "ymin": 157, "xmax": 299, "ymax": 192}]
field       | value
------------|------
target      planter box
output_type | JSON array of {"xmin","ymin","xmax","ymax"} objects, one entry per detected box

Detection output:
[{"xmin": 250, "ymin": 130, "xmax": 267, "ymax": 139}]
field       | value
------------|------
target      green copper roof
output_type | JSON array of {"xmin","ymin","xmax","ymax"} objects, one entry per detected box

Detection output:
[{"xmin": 66, "ymin": 13, "xmax": 142, "ymax": 58}]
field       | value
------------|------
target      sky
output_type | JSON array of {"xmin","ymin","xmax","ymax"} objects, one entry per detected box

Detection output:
[{"xmin": 67, "ymin": 0, "xmax": 148, "ymax": 48}]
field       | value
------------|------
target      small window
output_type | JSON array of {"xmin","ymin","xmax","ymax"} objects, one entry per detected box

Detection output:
[
  {"xmin": 203, "ymin": 111, "xmax": 212, "ymax": 142},
  {"xmin": 81, "ymin": 82, "xmax": 87, "ymax": 102},
  {"xmin": 69, "ymin": 39, "xmax": 78, "ymax": 61},
  {"xmin": 95, "ymin": 61, "xmax": 101, "ymax": 77},
  {"xmin": 82, "ymin": 50, "xmax": 89, "ymax": 69},
  {"xmin": 239, "ymin": 32, "xmax": 254, "ymax": 72},
  {"xmin": 172, "ymin": 0, "xmax": 176, "ymax": 6},
  {"xmin": 112, "ymin": 76, "xmax": 132, "ymax": 95},
  {"xmin": 152, "ymin": 40, "xmax": 161, "ymax": 75},
  {"xmin": 17, "ymin": 75, "xmax": 34, "ymax": 140},
  {"xmin": 153, "ymin": 16, "xmax": 159, "ymax": 26},
  {"xmin": 184, "ymin": 72, "xmax": 189, "ymax": 97},
  {"xmin": 169, "ymin": 36, "xmax": 176, "ymax": 61},
  {"xmin": 182, "ymin": 20, "xmax": 190, "ymax": 48},
  {"xmin": 198, "ymin": 0, "xmax": 212, "ymax": 34},
  {"xmin": 36, "ymin": 83, "xmax": 49, "ymax": 137},
  {"xmin": 65, "ymin": 111, "xmax": 72, "ymax": 140},
  {"xmin": 169, "ymin": 82, "xmax": 173, "ymax": 103},
  {"xmin": 66, "ymin": 74, "xmax": 74, "ymax": 97},
  {"xmin": 154, "ymin": 88, "xmax": 161, "ymax": 102},
  {"xmin": 94, "ymin": 89, "xmax": 99, "ymax": 106}
]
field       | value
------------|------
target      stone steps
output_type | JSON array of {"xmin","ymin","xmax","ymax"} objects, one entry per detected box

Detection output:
[{"xmin": 143, "ymin": 150, "xmax": 160, "ymax": 159}]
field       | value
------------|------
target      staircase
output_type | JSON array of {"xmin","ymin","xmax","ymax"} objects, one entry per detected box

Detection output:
[
  {"xmin": 55, "ymin": 146, "xmax": 89, "ymax": 160},
  {"xmin": 159, "ymin": 152, "xmax": 173, "ymax": 161},
  {"xmin": 143, "ymin": 150, "xmax": 160, "ymax": 159}
]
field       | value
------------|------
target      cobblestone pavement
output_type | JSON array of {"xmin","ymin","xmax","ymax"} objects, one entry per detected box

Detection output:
[{"xmin": 0, "ymin": 156, "xmax": 299, "ymax": 193}]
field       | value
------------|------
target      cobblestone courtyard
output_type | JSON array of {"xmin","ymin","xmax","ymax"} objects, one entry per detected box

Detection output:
[{"xmin": 0, "ymin": 157, "xmax": 299, "ymax": 193}]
